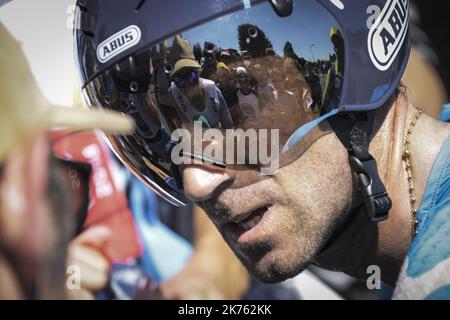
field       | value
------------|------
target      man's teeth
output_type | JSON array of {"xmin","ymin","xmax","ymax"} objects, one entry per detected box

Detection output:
[{"xmin": 238, "ymin": 214, "xmax": 262, "ymax": 231}]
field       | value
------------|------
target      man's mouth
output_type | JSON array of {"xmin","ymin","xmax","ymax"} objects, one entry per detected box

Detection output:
[
  {"xmin": 224, "ymin": 206, "xmax": 271, "ymax": 244},
  {"xmin": 234, "ymin": 207, "xmax": 267, "ymax": 231}
]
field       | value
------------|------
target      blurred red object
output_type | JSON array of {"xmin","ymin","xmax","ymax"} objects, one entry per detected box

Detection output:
[{"xmin": 50, "ymin": 130, "xmax": 142, "ymax": 264}]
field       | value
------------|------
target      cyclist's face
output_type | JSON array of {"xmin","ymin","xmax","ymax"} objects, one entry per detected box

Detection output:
[{"xmin": 182, "ymin": 131, "xmax": 354, "ymax": 282}]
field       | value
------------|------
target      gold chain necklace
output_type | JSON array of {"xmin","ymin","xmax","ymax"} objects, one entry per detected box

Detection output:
[{"xmin": 402, "ymin": 107, "xmax": 424, "ymax": 239}]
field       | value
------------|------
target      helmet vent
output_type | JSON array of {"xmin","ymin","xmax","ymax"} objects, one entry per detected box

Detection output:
[{"xmin": 82, "ymin": 30, "xmax": 95, "ymax": 38}]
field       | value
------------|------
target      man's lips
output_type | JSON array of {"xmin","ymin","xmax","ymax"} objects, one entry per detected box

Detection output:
[
  {"xmin": 233, "ymin": 206, "xmax": 266, "ymax": 224},
  {"xmin": 223, "ymin": 205, "xmax": 271, "ymax": 244}
]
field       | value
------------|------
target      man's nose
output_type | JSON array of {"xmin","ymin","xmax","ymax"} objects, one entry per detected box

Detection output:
[{"xmin": 182, "ymin": 164, "xmax": 234, "ymax": 202}]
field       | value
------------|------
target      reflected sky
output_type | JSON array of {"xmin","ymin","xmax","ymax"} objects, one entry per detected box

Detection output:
[{"xmin": 183, "ymin": 0, "xmax": 339, "ymax": 61}]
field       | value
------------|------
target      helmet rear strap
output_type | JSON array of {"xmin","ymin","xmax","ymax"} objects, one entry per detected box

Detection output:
[{"xmin": 329, "ymin": 112, "xmax": 392, "ymax": 222}]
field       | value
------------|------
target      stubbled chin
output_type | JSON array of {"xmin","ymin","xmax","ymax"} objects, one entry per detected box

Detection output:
[
  {"xmin": 248, "ymin": 250, "xmax": 308, "ymax": 284},
  {"xmin": 229, "ymin": 240, "xmax": 308, "ymax": 284}
]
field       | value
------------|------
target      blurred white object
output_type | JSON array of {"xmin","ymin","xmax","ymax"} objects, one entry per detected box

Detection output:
[
  {"xmin": 0, "ymin": 22, "xmax": 134, "ymax": 161},
  {"xmin": 0, "ymin": 0, "xmax": 77, "ymax": 106}
]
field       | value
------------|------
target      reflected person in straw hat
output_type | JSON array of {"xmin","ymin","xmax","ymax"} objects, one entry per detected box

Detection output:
[
  {"xmin": 0, "ymin": 22, "xmax": 134, "ymax": 299},
  {"xmin": 166, "ymin": 35, "xmax": 233, "ymax": 129}
]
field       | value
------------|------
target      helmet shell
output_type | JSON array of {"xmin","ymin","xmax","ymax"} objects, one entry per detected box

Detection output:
[{"xmin": 75, "ymin": 0, "xmax": 410, "ymax": 112}]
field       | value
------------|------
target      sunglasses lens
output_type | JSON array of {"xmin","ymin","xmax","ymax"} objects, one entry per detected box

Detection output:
[
  {"xmin": 175, "ymin": 71, "xmax": 198, "ymax": 88},
  {"xmin": 174, "ymin": 77, "xmax": 185, "ymax": 88},
  {"xmin": 188, "ymin": 71, "xmax": 199, "ymax": 85}
]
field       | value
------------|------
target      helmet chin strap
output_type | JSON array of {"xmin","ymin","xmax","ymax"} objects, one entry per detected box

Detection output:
[{"xmin": 328, "ymin": 111, "xmax": 392, "ymax": 223}]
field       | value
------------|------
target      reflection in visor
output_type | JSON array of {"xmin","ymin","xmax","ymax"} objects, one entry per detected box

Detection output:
[{"xmin": 83, "ymin": 0, "xmax": 344, "ymax": 204}]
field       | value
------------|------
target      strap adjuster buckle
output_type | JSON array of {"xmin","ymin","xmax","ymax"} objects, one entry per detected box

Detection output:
[{"xmin": 349, "ymin": 156, "xmax": 392, "ymax": 222}]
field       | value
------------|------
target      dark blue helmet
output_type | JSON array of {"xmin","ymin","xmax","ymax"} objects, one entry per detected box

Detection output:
[{"xmin": 75, "ymin": 0, "xmax": 409, "ymax": 219}]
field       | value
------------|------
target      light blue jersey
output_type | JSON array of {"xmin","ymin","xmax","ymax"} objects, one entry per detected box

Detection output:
[{"xmin": 394, "ymin": 136, "xmax": 450, "ymax": 299}]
